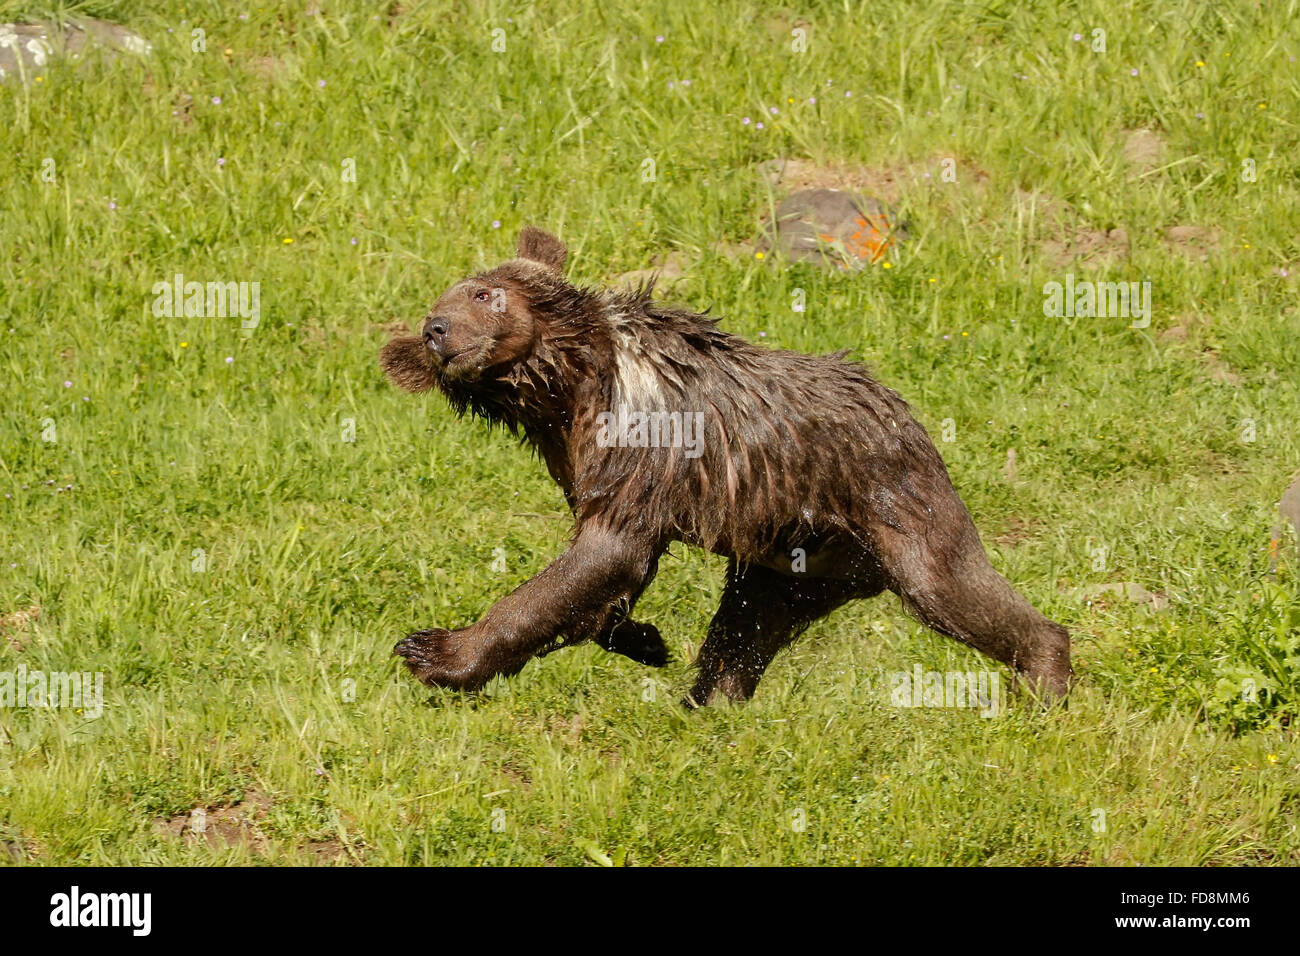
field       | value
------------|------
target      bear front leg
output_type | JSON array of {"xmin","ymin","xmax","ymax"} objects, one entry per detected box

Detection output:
[{"xmin": 395, "ymin": 524, "xmax": 661, "ymax": 691}]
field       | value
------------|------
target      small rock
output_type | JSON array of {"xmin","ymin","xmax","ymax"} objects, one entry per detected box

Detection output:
[
  {"xmin": 1281, "ymin": 475, "xmax": 1300, "ymax": 546},
  {"xmin": 1081, "ymin": 582, "xmax": 1169, "ymax": 611},
  {"xmin": 614, "ymin": 251, "xmax": 690, "ymax": 289}
]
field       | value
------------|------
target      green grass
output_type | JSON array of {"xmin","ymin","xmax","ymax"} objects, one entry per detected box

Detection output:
[{"xmin": 1, "ymin": 0, "xmax": 1298, "ymax": 865}]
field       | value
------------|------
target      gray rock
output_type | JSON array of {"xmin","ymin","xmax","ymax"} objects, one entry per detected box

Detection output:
[
  {"xmin": 760, "ymin": 188, "xmax": 905, "ymax": 270},
  {"xmin": 0, "ymin": 18, "xmax": 150, "ymax": 83}
]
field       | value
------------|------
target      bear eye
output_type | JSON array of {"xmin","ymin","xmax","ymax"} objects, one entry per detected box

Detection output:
[{"xmin": 474, "ymin": 289, "xmax": 491, "ymax": 301}]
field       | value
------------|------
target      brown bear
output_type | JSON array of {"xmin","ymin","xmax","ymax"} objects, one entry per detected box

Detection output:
[{"xmin": 380, "ymin": 226, "xmax": 1071, "ymax": 706}]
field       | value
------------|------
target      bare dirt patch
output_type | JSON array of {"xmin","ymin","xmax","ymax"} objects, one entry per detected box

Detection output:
[
  {"xmin": 153, "ymin": 790, "xmax": 350, "ymax": 862},
  {"xmin": 993, "ymin": 516, "xmax": 1040, "ymax": 548},
  {"xmin": 759, "ymin": 155, "xmax": 989, "ymax": 205},
  {"xmin": 247, "ymin": 55, "xmax": 290, "ymax": 81},
  {"xmin": 1080, "ymin": 582, "xmax": 1170, "ymax": 611},
  {"xmin": 1163, "ymin": 225, "xmax": 1224, "ymax": 261},
  {"xmin": 0, "ymin": 824, "xmax": 34, "ymax": 862},
  {"xmin": 545, "ymin": 712, "xmax": 586, "ymax": 745},
  {"xmin": 0, "ymin": 604, "xmax": 40, "ymax": 651},
  {"xmin": 302, "ymin": 325, "xmax": 330, "ymax": 348},
  {"xmin": 1121, "ymin": 128, "xmax": 1166, "ymax": 177},
  {"xmin": 170, "ymin": 90, "xmax": 195, "ymax": 128},
  {"xmin": 1040, "ymin": 227, "xmax": 1130, "ymax": 268},
  {"xmin": 1014, "ymin": 189, "xmax": 1130, "ymax": 268},
  {"xmin": 1200, "ymin": 350, "xmax": 1244, "ymax": 386},
  {"xmin": 153, "ymin": 790, "xmax": 273, "ymax": 851}
]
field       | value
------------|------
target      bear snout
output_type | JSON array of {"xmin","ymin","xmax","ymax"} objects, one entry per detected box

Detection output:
[{"xmin": 422, "ymin": 315, "xmax": 451, "ymax": 355}]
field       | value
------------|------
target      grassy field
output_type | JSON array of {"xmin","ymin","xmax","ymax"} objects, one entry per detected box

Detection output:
[{"xmin": 1, "ymin": 0, "xmax": 1298, "ymax": 865}]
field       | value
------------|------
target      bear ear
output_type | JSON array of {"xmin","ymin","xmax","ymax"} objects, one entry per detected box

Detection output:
[
  {"xmin": 380, "ymin": 336, "xmax": 436, "ymax": 392},
  {"xmin": 516, "ymin": 225, "xmax": 567, "ymax": 274}
]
